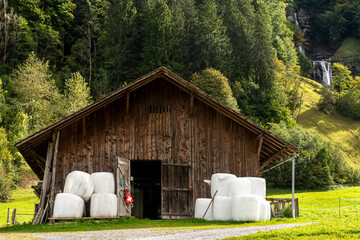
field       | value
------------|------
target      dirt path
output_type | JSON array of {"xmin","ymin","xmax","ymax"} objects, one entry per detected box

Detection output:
[{"xmin": 30, "ymin": 223, "xmax": 311, "ymax": 240}]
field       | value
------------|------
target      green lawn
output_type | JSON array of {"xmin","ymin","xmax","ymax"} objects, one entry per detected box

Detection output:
[
  {"xmin": 335, "ymin": 37, "xmax": 360, "ymax": 64},
  {"xmin": 296, "ymin": 77, "xmax": 360, "ymax": 168},
  {"xmin": 227, "ymin": 186, "xmax": 360, "ymax": 239},
  {"xmin": 2, "ymin": 187, "xmax": 360, "ymax": 240},
  {"xmin": 0, "ymin": 188, "xmax": 38, "ymax": 227}
]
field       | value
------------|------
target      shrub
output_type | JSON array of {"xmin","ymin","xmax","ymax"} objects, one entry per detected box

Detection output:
[
  {"xmin": 262, "ymin": 122, "xmax": 357, "ymax": 189},
  {"xmin": 0, "ymin": 163, "xmax": 11, "ymax": 202},
  {"xmin": 318, "ymin": 85, "xmax": 337, "ymax": 114}
]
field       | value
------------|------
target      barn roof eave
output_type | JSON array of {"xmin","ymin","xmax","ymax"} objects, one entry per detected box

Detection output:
[{"xmin": 16, "ymin": 67, "xmax": 298, "ymax": 177}]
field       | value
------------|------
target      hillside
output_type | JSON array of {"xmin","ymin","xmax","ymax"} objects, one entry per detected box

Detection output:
[{"xmin": 296, "ymin": 78, "xmax": 360, "ymax": 168}]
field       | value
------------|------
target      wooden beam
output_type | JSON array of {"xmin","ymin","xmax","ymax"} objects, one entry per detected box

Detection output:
[
  {"xmin": 126, "ymin": 91, "xmax": 130, "ymax": 115},
  {"xmin": 260, "ymin": 148, "xmax": 286, "ymax": 171},
  {"xmin": 30, "ymin": 149, "xmax": 45, "ymax": 171},
  {"xmin": 33, "ymin": 142, "xmax": 53, "ymax": 225},
  {"xmin": 256, "ymin": 134, "xmax": 264, "ymax": 160},
  {"xmin": 49, "ymin": 131, "xmax": 60, "ymax": 218}
]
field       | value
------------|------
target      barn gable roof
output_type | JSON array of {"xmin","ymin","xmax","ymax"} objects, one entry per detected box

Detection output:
[{"xmin": 16, "ymin": 67, "xmax": 297, "ymax": 178}]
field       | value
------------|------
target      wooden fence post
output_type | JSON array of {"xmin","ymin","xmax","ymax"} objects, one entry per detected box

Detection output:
[
  {"xmin": 7, "ymin": 208, "xmax": 10, "ymax": 224},
  {"xmin": 11, "ymin": 208, "xmax": 16, "ymax": 225}
]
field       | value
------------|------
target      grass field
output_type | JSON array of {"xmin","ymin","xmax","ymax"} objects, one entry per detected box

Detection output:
[
  {"xmin": 335, "ymin": 37, "xmax": 360, "ymax": 64},
  {"xmin": 2, "ymin": 187, "xmax": 360, "ymax": 240},
  {"xmin": 229, "ymin": 186, "xmax": 360, "ymax": 239},
  {"xmin": 0, "ymin": 188, "xmax": 38, "ymax": 227},
  {"xmin": 296, "ymin": 77, "xmax": 360, "ymax": 168}
]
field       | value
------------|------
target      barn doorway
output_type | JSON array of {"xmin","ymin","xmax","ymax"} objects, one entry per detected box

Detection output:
[{"xmin": 131, "ymin": 160, "xmax": 162, "ymax": 219}]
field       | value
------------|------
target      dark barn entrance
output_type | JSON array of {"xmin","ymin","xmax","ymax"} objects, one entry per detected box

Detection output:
[{"xmin": 131, "ymin": 161, "xmax": 162, "ymax": 219}]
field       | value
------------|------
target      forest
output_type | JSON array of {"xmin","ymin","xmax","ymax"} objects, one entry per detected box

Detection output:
[{"xmin": 1, "ymin": 0, "xmax": 360, "ymax": 201}]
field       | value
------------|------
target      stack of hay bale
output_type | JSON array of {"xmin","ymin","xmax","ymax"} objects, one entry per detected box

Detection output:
[
  {"xmin": 53, "ymin": 171, "xmax": 117, "ymax": 218},
  {"xmin": 194, "ymin": 173, "xmax": 271, "ymax": 221}
]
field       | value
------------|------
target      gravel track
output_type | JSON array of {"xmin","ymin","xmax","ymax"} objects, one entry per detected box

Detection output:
[{"xmin": 31, "ymin": 223, "xmax": 312, "ymax": 240}]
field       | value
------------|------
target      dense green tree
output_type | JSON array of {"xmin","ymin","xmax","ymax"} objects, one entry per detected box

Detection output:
[
  {"xmin": 191, "ymin": 68, "xmax": 239, "ymax": 111},
  {"xmin": 219, "ymin": 0, "xmax": 255, "ymax": 79},
  {"xmin": 8, "ymin": 52, "xmax": 62, "ymax": 131},
  {"xmin": 191, "ymin": 0, "xmax": 231, "ymax": 74},
  {"xmin": 268, "ymin": 0, "xmax": 297, "ymax": 66},
  {"xmin": 64, "ymin": 72, "xmax": 92, "ymax": 115},
  {"xmin": 100, "ymin": 0, "xmax": 138, "ymax": 83},
  {"xmin": 332, "ymin": 63, "xmax": 354, "ymax": 92},
  {"xmin": 138, "ymin": 0, "xmax": 177, "ymax": 74},
  {"xmin": 168, "ymin": 0, "xmax": 198, "ymax": 78}
]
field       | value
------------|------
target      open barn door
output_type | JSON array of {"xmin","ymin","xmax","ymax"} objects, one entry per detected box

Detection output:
[
  {"xmin": 161, "ymin": 160, "xmax": 192, "ymax": 219},
  {"xmin": 116, "ymin": 156, "xmax": 131, "ymax": 216}
]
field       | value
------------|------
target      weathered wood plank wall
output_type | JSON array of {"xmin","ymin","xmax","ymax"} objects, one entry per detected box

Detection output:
[{"xmin": 54, "ymin": 78, "xmax": 259, "ymax": 218}]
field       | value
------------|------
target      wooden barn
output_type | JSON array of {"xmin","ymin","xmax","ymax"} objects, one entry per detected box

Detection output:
[{"xmin": 16, "ymin": 67, "xmax": 297, "ymax": 222}]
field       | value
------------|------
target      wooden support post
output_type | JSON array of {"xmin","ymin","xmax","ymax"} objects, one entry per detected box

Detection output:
[
  {"xmin": 11, "ymin": 208, "xmax": 16, "ymax": 225},
  {"xmin": 7, "ymin": 208, "xmax": 10, "ymax": 224},
  {"xmin": 256, "ymin": 133, "xmax": 264, "ymax": 160},
  {"xmin": 33, "ymin": 142, "xmax": 53, "ymax": 225},
  {"xmin": 50, "ymin": 131, "xmax": 60, "ymax": 217}
]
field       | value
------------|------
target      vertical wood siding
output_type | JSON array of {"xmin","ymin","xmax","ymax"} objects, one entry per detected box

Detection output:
[{"xmin": 55, "ymin": 78, "xmax": 259, "ymax": 218}]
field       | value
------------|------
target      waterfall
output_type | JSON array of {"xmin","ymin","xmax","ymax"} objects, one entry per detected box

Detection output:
[
  {"xmin": 294, "ymin": 13, "xmax": 299, "ymax": 26},
  {"xmin": 313, "ymin": 61, "xmax": 332, "ymax": 85},
  {"xmin": 294, "ymin": 13, "xmax": 306, "ymax": 55},
  {"xmin": 298, "ymin": 45, "xmax": 306, "ymax": 55}
]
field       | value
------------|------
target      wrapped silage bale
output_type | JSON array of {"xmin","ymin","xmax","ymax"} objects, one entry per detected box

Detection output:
[
  {"xmin": 259, "ymin": 200, "xmax": 271, "ymax": 221},
  {"xmin": 245, "ymin": 177, "xmax": 266, "ymax": 200},
  {"xmin": 53, "ymin": 193, "xmax": 84, "ymax": 218},
  {"xmin": 194, "ymin": 198, "xmax": 213, "ymax": 220},
  {"xmin": 90, "ymin": 193, "xmax": 117, "ymax": 217},
  {"xmin": 91, "ymin": 172, "xmax": 115, "ymax": 194},
  {"xmin": 228, "ymin": 178, "xmax": 251, "ymax": 197},
  {"xmin": 232, "ymin": 195, "xmax": 260, "ymax": 221},
  {"xmin": 64, "ymin": 171, "xmax": 94, "ymax": 202},
  {"xmin": 212, "ymin": 196, "xmax": 232, "ymax": 221},
  {"xmin": 211, "ymin": 173, "xmax": 236, "ymax": 197}
]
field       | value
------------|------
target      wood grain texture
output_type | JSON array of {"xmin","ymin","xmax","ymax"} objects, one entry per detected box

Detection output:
[{"xmin": 53, "ymin": 78, "xmax": 260, "ymax": 219}]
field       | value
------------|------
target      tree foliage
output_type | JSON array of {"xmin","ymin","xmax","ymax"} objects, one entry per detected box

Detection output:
[
  {"xmin": 318, "ymin": 63, "xmax": 360, "ymax": 119},
  {"xmin": 191, "ymin": 68, "xmax": 239, "ymax": 111},
  {"xmin": 2, "ymin": 0, "xmax": 358, "ymax": 191},
  {"xmin": 64, "ymin": 72, "xmax": 92, "ymax": 115},
  {"xmin": 262, "ymin": 122, "xmax": 360, "ymax": 189},
  {"xmin": 9, "ymin": 52, "xmax": 61, "ymax": 131}
]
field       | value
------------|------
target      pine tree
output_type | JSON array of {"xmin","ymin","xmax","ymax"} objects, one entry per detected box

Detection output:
[
  {"xmin": 191, "ymin": 0, "xmax": 231, "ymax": 74},
  {"xmin": 138, "ymin": 0, "xmax": 177, "ymax": 74}
]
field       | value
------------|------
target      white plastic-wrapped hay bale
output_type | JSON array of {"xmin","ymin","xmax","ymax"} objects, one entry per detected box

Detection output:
[
  {"xmin": 211, "ymin": 173, "xmax": 236, "ymax": 197},
  {"xmin": 53, "ymin": 193, "xmax": 84, "ymax": 218},
  {"xmin": 212, "ymin": 196, "xmax": 232, "ymax": 221},
  {"xmin": 91, "ymin": 172, "xmax": 115, "ymax": 194},
  {"xmin": 228, "ymin": 178, "xmax": 251, "ymax": 197},
  {"xmin": 245, "ymin": 177, "xmax": 266, "ymax": 200},
  {"xmin": 232, "ymin": 195, "xmax": 260, "ymax": 221},
  {"xmin": 194, "ymin": 198, "xmax": 213, "ymax": 220},
  {"xmin": 259, "ymin": 200, "xmax": 271, "ymax": 221},
  {"xmin": 90, "ymin": 193, "xmax": 117, "ymax": 217},
  {"xmin": 64, "ymin": 171, "xmax": 94, "ymax": 201}
]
